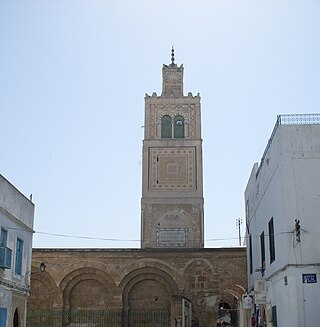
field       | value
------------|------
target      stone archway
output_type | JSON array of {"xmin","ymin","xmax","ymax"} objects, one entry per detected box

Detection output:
[
  {"xmin": 60, "ymin": 267, "xmax": 119, "ymax": 326},
  {"xmin": 217, "ymin": 301, "xmax": 236, "ymax": 326},
  {"xmin": 128, "ymin": 278, "xmax": 171, "ymax": 311},
  {"xmin": 120, "ymin": 267, "xmax": 179, "ymax": 326},
  {"xmin": 120, "ymin": 267, "xmax": 179, "ymax": 307},
  {"xmin": 69, "ymin": 278, "xmax": 110, "ymax": 310},
  {"xmin": 184, "ymin": 259, "xmax": 216, "ymax": 327},
  {"xmin": 61, "ymin": 267, "xmax": 117, "ymax": 311},
  {"xmin": 215, "ymin": 288, "xmax": 244, "ymax": 327},
  {"xmin": 28, "ymin": 266, "xmax": 59, "ymax": 310}
]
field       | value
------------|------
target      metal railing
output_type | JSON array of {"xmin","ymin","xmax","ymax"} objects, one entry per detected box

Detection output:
[
  {"xmin": 256, "ymin": 113, "xmax": 320, "ymax": 177},
  {"xmin": 26, "ymin": 309, "xmax": 171, "ymax": 327},
  {"xmin": 279, "ymin": 113, "xmax": 320, "ymax": 125}
]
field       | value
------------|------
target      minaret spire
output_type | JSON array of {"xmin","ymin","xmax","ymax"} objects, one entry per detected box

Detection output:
[
  {"xmin": 170, "ymin": 46, "xmax": 176, "ymax": 67},
  {"xmin": 161, "ymin": 47, "xmax": 183, "ymax": 97}
]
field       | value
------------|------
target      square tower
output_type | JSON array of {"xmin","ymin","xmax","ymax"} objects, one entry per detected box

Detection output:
[{"xmin": 141, "ymin": 50, "xmax": 204, "ymax": 248}]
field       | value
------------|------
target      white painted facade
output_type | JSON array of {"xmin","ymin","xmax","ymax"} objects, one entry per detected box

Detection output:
[
  {"xmin": 0, "ymin": 175, "xmax": 35, "ymax": 327},
  {"xmin": 245, "ymin": 114, "xmax": 320, "ymax": 327}
]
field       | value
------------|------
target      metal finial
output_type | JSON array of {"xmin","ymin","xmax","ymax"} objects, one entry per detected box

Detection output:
[{"xmin": 171, "ymin": 47, "xmax": 175, "ymax": 66}]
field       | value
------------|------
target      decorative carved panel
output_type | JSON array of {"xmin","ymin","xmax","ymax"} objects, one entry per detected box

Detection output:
[{"xmin": 149, "ymin": 148, "xmax": 196, "ymax": 190}]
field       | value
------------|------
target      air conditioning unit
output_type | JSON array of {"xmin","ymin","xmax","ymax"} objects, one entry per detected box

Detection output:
[{"xmin": 0, "ymin": 246, "xmax": 12, "ymax": 269}]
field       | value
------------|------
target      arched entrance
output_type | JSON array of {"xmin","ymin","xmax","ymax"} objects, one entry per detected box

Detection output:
[
  {"xmin": 13, "ymin": 308, "xmax": 19, "ymax": 327},
  {"xmin": 216, "ymin": 301, "xmax": 238, "ymax": 327}
]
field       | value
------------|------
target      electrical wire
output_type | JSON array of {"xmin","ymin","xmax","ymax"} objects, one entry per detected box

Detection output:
[
  {"xmin": 36, "ymin": 230, "xmax": 139, "ymax": 242},
  {"xmin": 2, "ymin": 226, "xmax": 295, "ymax": 243},
  {"xmin": 35, "ymin": 230, "xmax": 294, "ymax": 243}
]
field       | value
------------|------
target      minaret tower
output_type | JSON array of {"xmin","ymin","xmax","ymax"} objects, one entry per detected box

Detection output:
[{"xmin": 141, "ymin": 49, "xmax": 204, "ymax": 248}]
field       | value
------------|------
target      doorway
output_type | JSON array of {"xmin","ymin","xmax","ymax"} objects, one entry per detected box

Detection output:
[
  {"xmin": 13, "ymin": 308, "xmax": 19, "ymax": 327},
  {"xmin": 217, "ymin": 302, "xmax": 238, "ymax": 327}
]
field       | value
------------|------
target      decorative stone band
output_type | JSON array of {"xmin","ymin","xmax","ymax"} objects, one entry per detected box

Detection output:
[{"xmin": 0, "ymin": 277, "xmax": 29, "ymax": 295}]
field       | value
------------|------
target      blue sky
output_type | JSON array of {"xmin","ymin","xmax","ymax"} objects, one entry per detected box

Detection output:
[{"xmin": 1, "ymin": 0, "xmax": 319, "ymax": 248}]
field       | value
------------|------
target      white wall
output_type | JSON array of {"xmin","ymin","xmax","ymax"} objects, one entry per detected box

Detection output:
[
  {"xmin": 267, "ymin": 266, "xmax": 320, "ymax": 327},
  {"xmin": 0, "ymin": 174, "xmax": 35, "ymax": 327},
  {"xmin": 0, "ymin": 175, "xmax": 34, "ymax": 230},
  {"xmin": 245, "ymin": 122, "xmax": 320, "ymax": 327}
]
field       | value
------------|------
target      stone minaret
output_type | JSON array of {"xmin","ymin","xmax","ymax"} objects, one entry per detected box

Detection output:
[{"xmin": 141, "ymin": 49, "xmax": 204, "ymax": 248}]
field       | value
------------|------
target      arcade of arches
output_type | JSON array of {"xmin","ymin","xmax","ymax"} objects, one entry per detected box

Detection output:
[{"xmin": 28, "ymin": 248, "xmax": 246, "ymax": 327}]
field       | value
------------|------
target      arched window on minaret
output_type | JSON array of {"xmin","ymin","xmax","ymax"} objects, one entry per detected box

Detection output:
[
  {"xmin": 174, "ymin": 115, "xmax": 184, "ymax": 138},
  {"xmin": 161, "ymin": 115, "xmax": 172, "ymax": 138}
]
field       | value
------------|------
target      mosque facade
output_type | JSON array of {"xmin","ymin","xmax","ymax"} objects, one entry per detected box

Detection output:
[{"xmin": 28, "ymin": 52, "xmax": 247, "ymax": 327}]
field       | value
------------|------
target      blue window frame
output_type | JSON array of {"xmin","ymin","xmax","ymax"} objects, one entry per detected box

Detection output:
[
  {"xmin": 15, "ymin": 239, "xmax": 23, "ymax": 275},
  {"xmin": 0, "ymin": 229, "xmax": 8, "ymax": 246},
  {"xmin": 0, "ymin": 307, "xmax": 7, "ymax": 327}
]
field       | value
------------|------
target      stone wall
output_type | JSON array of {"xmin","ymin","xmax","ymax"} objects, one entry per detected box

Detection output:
[{"xmin": 28, "ymin": 247, "xmax": 246, "ymax": 327}]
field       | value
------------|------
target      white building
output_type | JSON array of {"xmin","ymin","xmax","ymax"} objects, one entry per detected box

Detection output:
[
  {"xmin": 0, "ymin": 175, "xmax": 35, "ymax": 327},
  {"xmin": 245, "ymin": 114, "xmax": 320, "ymax": 327}
]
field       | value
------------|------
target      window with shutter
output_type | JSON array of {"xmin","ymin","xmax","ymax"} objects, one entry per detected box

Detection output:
[
  {"xmin": 0, "ymin": 229, "xmax": 8, "ymax": 246},
  {"xmin": 0, "ymin": 307, "xmax": 7, "ymax": 327},
  {"xmin": 174, "ymin": 115, "xmax": 184, "ymax": 138},
  {"xmin": 269, "ymin": 217, "xmax": 276, "ymax": 263},
  {"xmin": 161, "ymin": 115, "xmax": 172, "ymax": 138},
  {"xmin": 260, "ymin": 232, "xmax": 265, "ymax": 275},
  {"xmin": 15, "ymin": 239, "xmax": 23, "ymax": 275}
]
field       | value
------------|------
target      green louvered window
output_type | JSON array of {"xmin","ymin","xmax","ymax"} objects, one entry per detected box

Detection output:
[
  {"xmin": 161, "ymin": 115, "xmax": 172, "ymax": 138},
  {"xmin": 174, "ymin": 115, "xmax": 184, "ymax": 138}
]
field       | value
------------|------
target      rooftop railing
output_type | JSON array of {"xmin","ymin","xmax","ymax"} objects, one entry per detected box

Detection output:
[
  {"xmin": 256, "ymin": 113, "xmax": 320, "ymax": 178},
  {"xmin": 279, "ymin": 113, "xmax": 320, "ymax": 125}
]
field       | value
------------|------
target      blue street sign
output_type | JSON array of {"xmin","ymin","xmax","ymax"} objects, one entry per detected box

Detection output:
[{"xmin": 302, "ymin": 274, "xmax": 317, "ymax": 284}]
